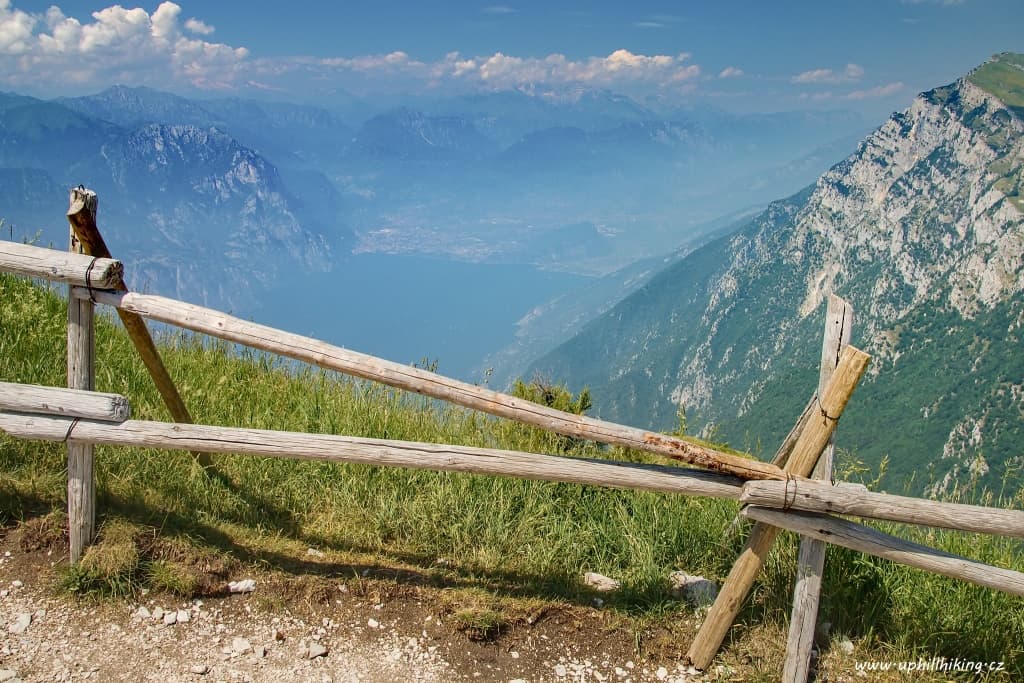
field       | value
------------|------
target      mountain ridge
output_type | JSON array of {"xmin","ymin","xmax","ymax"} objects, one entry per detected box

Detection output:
[{"xmin": 531, "ymin": 53, "xmax": 1024, "ymax": 491}]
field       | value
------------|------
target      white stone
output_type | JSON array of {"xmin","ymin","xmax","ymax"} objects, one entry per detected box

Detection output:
[
  {"xmin": 189, "ymin": 664, "xmax": 210, "ymax": 675},
  {"xmin": 135, "ymin": 606, "xmax": 151, "ymax": 620},
  {"xmin": 0, "ymin": 669, "xmax": 17, "ymax": 682},
  {"xmin": 553, "ymin": 664, "xmax": 568, "ymax": 677},
  {"xmin": 10, "ymin": 581, "xmax": 22, "ymax": 588},
  {"xmin": 228, "ymin": 579, "xmax": 256, "ymax": 594},
  {"xmin": 583, "ymin": 572, "xmax": 620, "ymax": 592},
  {"xmin": 307, "ymin": 642, "xmax": 328, "ymax": 659},
  {"xmin": 306, "ymin": 548, "xmax": 325, "ymax": 558},
  {"xmin": 656, "ymin": 666, "xmax": 669, "ymax": 680},
  {"xmin": 231, "ymin": 637, "xmax": 252, "ymax": 654},
  {"xmin": 176, "ymin": 610, "xmax": 190, "ymax": 623},
  {"xmin": 669, "ymin": 572, "xmax": 718, "ymax": 608},
  {"xmin": 840, "ymin": 638, "xmax": 855, "ymax": 655},
  {"xmin": 8, "ymin": 613, "xmax": 31, "ymax": 635},
  {"xmin": 366, "ymin": 618, "xmax": 380, "ymax": 629},
  {"xmin": 163, "ymin": 611, "xmax": 177, "ymax": 626}
]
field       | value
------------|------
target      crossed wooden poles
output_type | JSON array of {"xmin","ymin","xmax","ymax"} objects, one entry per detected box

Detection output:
[{"xmin": 1, "ymin": 188, "xmax": 1022, "ymax": 683}]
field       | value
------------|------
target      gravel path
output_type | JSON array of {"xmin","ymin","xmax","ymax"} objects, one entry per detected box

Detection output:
[{"xmin": 0, "ymin": 545, "xmax": 710, "ymax": 683}]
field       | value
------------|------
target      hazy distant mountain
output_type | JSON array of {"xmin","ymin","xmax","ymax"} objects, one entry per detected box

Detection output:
[
  {"xmin": 60, "ymin": 86, "xmax": 354, "ymax": 170},
  {"xmin": 0, "ymin": 92, "xmax": 343, "ymax": 309},
  {"xmin": 348, "ymin": 107, "xmax": 495, "ymax": 161},
  {"xmin": 532, "ymin": 53, "xmax": 1024, "ymax": 492}
]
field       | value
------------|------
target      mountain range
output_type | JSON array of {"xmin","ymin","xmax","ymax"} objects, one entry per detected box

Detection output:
[
  {"xmin": 2, "ymin": 81, "xmax": 864, "ymax": 374},
  {"xmin": 531, "ymin": 53, "xmax": 1024, "ymax": 493}
]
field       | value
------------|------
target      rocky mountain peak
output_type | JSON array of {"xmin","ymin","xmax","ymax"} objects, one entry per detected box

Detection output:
[{"xmin": 532, "ymin": 54, "xmax": 1024, "ymax": 492}]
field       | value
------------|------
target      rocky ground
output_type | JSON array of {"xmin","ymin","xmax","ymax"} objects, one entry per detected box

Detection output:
[{"xmin": 0, "ymin": 522, "xmax": 736, "ymax": 683}]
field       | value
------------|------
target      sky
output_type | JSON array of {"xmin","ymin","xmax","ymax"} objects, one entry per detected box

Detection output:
[{"xmin": 1, "ymin": 0, "xmax": 1022, "ymax": 118}]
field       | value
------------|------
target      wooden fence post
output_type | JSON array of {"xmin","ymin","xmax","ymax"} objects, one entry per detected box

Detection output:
[
  {"xmin": 66, "ymin": 187, "xmax": 212, "ymax": 470},
  {"xmin": 782, "ymin": 294, "xmax": 853, "ymax": 683},
  {"xmin": 686, "ymin": 344, "xmax": 870, "ymax": 670},
  {"xmin": 67, "ymin": 227, "xmax": 95, "ymax": 563}
]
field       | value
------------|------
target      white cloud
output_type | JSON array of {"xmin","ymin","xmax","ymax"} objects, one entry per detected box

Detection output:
[
  {"xmin": 482, "ymin": 5, "xmax": 516, "ymax": 14},
  {"xmin": 718, "ymin": 66, "xmax": 743, "ymax": 78},
  {"xmin": 317, "ymin": 48, "xmax": 700, "ymax": 91},
  {"xmin": 0, "ymin": 0, "xmax": 37, "ymax": 54},
  {"xmin": 634, "ymin": 21, "xmax": 666, "ymax": 28},
  {"xmin": 184, "ymin": 18, "xmax": 214, "ymax": 36},
  {"xmin": 0, "ymin": 2, "xmax": 702, "ymax": 98},
  {"xmin": 1, "ymin": 1, "xmax": 248, "ymax": 91},
  {"xmin": 847, "ymin": 81, "xmax": 905, "ymax": 99},
  {"xmin": 792, "ymin": 63, "xmax": 864, "ymax": 84}
]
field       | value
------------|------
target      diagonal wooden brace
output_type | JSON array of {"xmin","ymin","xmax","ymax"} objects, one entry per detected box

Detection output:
[
  {"xmin": 66, "ymin": 187, "xmax": 213, "ymax": 470},
  {"xmin": 686, "ymin": 344, "xmax": 871, "ymax": 670}
]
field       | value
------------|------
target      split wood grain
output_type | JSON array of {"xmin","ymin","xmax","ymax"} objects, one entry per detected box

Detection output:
[{"xmin": 0, "ymin": 382, "xmax": 130, "ymax": 422}]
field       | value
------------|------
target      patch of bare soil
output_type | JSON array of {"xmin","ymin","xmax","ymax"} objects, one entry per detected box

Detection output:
[{"xmin": 0, "ymin": 518, "xmax": 732, "ymax": 683}]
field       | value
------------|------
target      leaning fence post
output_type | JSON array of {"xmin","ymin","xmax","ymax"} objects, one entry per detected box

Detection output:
[
  {"xmin": 66, "ymin": 187, "xmax": 213, "ymax": 470},
  {"xmin": 67, "ymin": 224, "xmax": 95, "ymax": 563},
  {"xmin": 782, "ymin": 294, "xmax": 853, "ymax": 683},
  {"xmin": 686, "ymin": 344, "xmax": 870, "ymax": 670}
]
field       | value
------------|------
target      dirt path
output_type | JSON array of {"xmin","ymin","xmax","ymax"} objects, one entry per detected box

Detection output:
[{"xmin": 0, "ymin": 527, "xmax": 713, "ymax": 683}]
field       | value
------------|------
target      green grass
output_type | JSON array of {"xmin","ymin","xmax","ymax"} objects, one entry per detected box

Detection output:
[
  {"xmin": 969, "ymin": 53, "xmax": 1024, "ymax": 110},
  {"xmin": 1, "ymin": 271, "xmax": 1023, "ymax": 678}
]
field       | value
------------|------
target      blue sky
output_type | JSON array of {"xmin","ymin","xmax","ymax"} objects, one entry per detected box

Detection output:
[{"xmin": 1, "ymin": 0, "xmax": 1021, "ymax": 118}]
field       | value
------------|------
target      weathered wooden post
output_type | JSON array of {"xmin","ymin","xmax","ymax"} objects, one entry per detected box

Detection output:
[
  {"xmin": 783, "ymin": 294, "xmax": 853, "ymax": 683},
  {"xmin": 686, "ymin": 344, "xmax": 870, "ymax": 670},
  {"xmin": 66, "ymin": 187, "xmax": 212, "ymax": 470},
  {"xmin": 67, "ymin": 218, "xmax": 95, "ymax": 563}
]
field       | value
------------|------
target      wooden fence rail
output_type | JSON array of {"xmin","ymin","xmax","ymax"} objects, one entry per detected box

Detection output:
[
  {"xmin": 3, "ymin": 399, "xmax": 1024, "ymax": 599},
  {"xmin": 69, "ymin": 285, "xmax": 790, "ymax": 482},
  {"xmin": 0, "ymin": 241, "xmax": 123, "ymax": 288},
  {"xmin": 743, "ymin": 506, "xmax": 1024, "ymax": 596}
]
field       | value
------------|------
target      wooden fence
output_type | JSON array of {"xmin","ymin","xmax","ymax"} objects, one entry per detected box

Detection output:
[{"xmin": 1, "ymin": 187, "xmax": 1022, "ymax": 682}]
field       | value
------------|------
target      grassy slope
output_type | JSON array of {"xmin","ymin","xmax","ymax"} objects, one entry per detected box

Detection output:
[
  {"xmin": 969, "ymin": 52, "xmax": 1024, "ymax": 112},
  {"xmin": 1, "ymin": 272, "xmax": 1022, "ymax": 677}
]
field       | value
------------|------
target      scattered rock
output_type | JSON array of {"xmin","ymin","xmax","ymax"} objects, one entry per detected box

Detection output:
[
  {"xmin": 163, "ymin": 611, "xmax": 178, "ymax": 626},
  {"xmin": 177, "ymin": 610, "xmax": 191, "ymax": 623},
  {"xmin": 152, "ymin": 607, "xmax": 164, "ymax": 621},
  {"xmin": 8, "ymin": 613, "xmax": 31, "ymax": 635},
  {"xmin": 583, "ymin": 572, "xmax": 620, "ymax": 592},
  {"xmin": 189, "ymin": 664, "xmax": 209, "ymax": 675},
  {"xmin": 0, "ymin": 670, "xmax": 17, "ymax": 682},
  {"xmin": 271, "ymin": 627, "xmax": 284, "ymax": 641},
  {"xmin": 231, "ymin": 637, "xmax": 252, "ymax": 655},
  {"xmin": 10, "ymin": 580, "xmax": 22, "ymax": 588},
  {"xmin": 306, "ymin": 642, "xmax": 328, "ymax": 659},
  {"xmin": 135, "ymin": 606, "xmax": 151, "ymax": 620},
  {"xmin": 840, "ymin": 638, "xmax": 855, "ymax": 655},
  {"xmin": 554, "ymin": 664, "xmax": 568, "ymax": 677},
  {"xmin": 228, "ymin": 579, "xmax": 256, "ymax": 594},
  {"xmin": 367, "ymin": 618, "xmax": 380, "ymax": 629},
  {"xmin": 655, "ymin": 666, "xmax": 669, "ymax": 680},
  {"xmin": 669, "ymin": 572, "xmax": 718, "ymax": 607},
  {"xmin": 254, "ymin": 645, "xmax": 266, "ymax": 658},
  {"xmin": 306, "ymin": 548, "xmax": 325, "ymax": 558}
]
